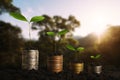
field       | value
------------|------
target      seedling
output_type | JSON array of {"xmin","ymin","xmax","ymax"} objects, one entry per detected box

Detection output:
[
  {"xmin": 66, "ymin": 44, "xmax": 84, "ymax": 61},
  {"xmin": 90, "ymin": 54, "xmax": 101, "ymax": 59},
  {"xmin": 90, "ymin": 54, "xmax": 102, "ymax": 66},
  {"xmin": 9, "ymin": 12, "xmax": 44, "ymax": 49},
  {"xmin": 9, "ymin": 12, "xmax": 44, "ymax": 40},
  {"xmin": 46, "ymin": 29, "xmax": 68, "ymax": 55}
]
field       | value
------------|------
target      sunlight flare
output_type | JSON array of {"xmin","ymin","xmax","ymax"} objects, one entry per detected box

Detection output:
[
  {"xmin": 91, "ymin": 15, "xmax": 108, "ymax": 44},
  {"xmin": 92, "ymin": 15, "xmax": 108, "ymax": 37}
]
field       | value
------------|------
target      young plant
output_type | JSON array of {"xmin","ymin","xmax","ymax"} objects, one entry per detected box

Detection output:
[
  {"xmin": 46, "ymin": 29, "xmax": 68, "ymax": 55},
  {"xmin": 90, "ymin": 54, "xmax": 101, "ymax": 59},
  {"xmin": 66, "ymin": 44, "xmax": 84, "ymax": 62},
  {"xmin": 90, "ymin": 54, "xmax": 101, "ymax": 65},
  {"xmin": 9, "ymin": 12, "xmax": 44, "ymax": 48}
]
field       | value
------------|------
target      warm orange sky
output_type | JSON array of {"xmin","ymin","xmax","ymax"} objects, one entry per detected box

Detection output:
[{"xmin": 1, "ymin": 0, "xmax": 120, "ymax": 39}]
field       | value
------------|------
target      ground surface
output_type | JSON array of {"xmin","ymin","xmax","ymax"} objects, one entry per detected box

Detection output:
[{"xmin": 0, "ymin": 68, "xmax": 120, "ymax": 80}]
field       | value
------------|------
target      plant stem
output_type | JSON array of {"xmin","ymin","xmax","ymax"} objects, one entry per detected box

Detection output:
[
  {"xmin": 28, "ymin": 22, "xmax": 31, "ymax": 41},
  {"xmin": 28, "ymin": 22, "xmax": 32, "ymax": 49},
  {"xmin": 76, "ymin": 51, "xmax": 78, "ymax": 61},
  {"xmin": 54, "ymin": 37, "xmax": 56, "ymax": 54}
]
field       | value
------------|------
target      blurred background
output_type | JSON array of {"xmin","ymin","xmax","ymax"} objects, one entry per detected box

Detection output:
[{"xmin": 0, "ymin": 0, "xmax": 120, "ymax": 69}]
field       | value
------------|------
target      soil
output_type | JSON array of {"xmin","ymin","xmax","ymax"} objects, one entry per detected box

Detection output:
[{"xmin": 0, "ymin": 68, "xmax": 119, "ymax": 80}]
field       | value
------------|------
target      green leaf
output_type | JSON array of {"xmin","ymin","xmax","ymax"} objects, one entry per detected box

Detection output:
[
  {"xmin": 95, "ymin": 54, "xmax": 101, "ymax": 59},
  {"xmin": 66, "ymin": 44, "xmax": 76, "ymax": 51},
  {"xmin": 77, "ymin": 47, "xmax": 84, "ymax": 52},
  {"xmin": 30, "ymin": 16, "xmax": 45, "ymax": 22},
  {"xmin": 46, "ymin": 32, "xmax": 55, "ymax": 36},
  {"xmin": 90, "ymin": 56, "xmax": 95, "ymax": 59},
  {"xmin": 58, "ymin": 29, "xmax": 68, "ymax": 35},
  {"xmin": 9, "ymin": 12, "xmax": 27, "ymax": 22}
]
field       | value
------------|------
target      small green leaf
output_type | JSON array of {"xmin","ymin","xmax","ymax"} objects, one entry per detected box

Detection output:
[
  {"xmin": 30, "ymin": 16, "xmax": 45, "ymax": 22},
  {"xmin": 95, "ymin": 54, "xmax": 101, "ymax": 59},
  {"xmin": 58, "ymin": 29, "xmax": 68, "ymax": 35},
  {"xmin": 90, "ymin": 56, "xmax": 95, "ymax": 59},
  {"xmin": 77, "ymin": 47, "xmax": 84, "ymax": 52},
  {"xmin": 66, "ymin": 44, "xmax": 76, "ymax": 51},
  {"xmin": 9, "ymin": 12, "xmax": 27, "ymax": 22},
  {"xmin": 46, "ymin": 32, "xmax": 55, "ymax": 36}
]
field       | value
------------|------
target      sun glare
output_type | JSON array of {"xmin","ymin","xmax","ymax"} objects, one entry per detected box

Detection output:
[
  {"xmin": 92, "ymin": 15, "xmax": 108, "ymax": 37},
  {"xmin": 94, "ymin": 26, "xmax": 106, "ymax": 37}
]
